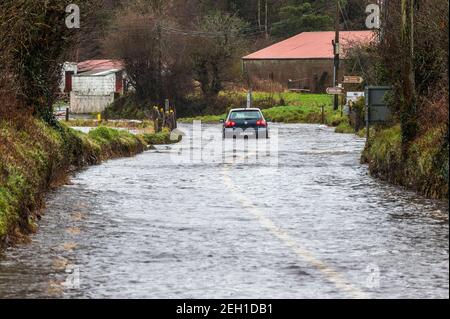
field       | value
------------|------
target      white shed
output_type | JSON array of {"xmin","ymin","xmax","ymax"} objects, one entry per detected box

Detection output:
[{"xmin": 64, "ymin": 60, "xmax": 126, "ymax": 114}]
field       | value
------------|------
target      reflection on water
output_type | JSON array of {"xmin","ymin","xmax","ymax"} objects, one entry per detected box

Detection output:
[{"xmin": 0, "ymin": 123, "xmax": 448, "ymax": 299}]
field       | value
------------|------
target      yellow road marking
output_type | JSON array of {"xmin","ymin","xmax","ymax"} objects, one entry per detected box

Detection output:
[{"xmin": 222, "ymin": 155, "xmax": 368, "ymax": 299}]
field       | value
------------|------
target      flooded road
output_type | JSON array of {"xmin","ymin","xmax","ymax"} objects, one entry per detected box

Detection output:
[{"xmin": 0, "ymin": 123, "xmax": 448, "ymax": 298}]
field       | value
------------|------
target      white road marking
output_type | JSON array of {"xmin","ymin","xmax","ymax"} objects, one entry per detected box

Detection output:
[{"xmin": 222, "ymin": 158, "xmax": 369, "ymax": 299}]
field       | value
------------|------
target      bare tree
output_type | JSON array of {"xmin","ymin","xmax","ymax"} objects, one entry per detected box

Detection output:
[
  {"xmin": 104, "ymin": 2, "xmax": 192, "ymax": 105},
  {"xmin": 380, "ymin": 0, "xmax": 448, "ymax": 146},
  {"xmin": 0, "ymin": 0, "xmax": 97, "ymax": 121},
  {"xmin": 190, "ymin": 11, "xmax": 247, "ymax": 99}
]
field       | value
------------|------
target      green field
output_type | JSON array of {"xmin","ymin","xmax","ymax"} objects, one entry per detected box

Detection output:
[
  {"xmin": 218, "ymin": 91, "xmax": 332, "ymax": 107},
  {"xmin": 178, "ymin": 92, "xmax": 353, "ymax": 131}
]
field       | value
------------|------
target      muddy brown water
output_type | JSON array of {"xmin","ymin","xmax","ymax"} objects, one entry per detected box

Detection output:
[{"xmin": 0, "ymin": 123, "xmax": 448, "ymax": 298}]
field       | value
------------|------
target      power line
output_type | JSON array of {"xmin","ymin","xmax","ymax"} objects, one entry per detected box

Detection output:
[
  {"xmin": 338, "ymin": 1, "xmax": 371, "ymax": 80},
  {"xmin": 78, "ymin": 2, "xmax": 337, "ymax": 38}
]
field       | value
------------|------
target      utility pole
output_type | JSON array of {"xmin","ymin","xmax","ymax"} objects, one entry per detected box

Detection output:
[{"xmin": 333, "ymin": 0, "xmax": 340, "ymax": 111}]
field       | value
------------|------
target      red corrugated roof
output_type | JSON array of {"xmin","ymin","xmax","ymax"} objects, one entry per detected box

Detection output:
[
  {"xmin": 77, "ymin": 59, "xmax": 124, "ymax": 73},
  {"xmin": 243, "ymin": 31, "xmax": 374, "ymax": 60}
]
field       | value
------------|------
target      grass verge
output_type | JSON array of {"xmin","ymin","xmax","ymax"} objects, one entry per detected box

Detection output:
[
  {"xmin": 63, "ymin": 119, "xmax": 154, "ymax": 130},
  {"xmin": 0, "ymin": 117, "xmax": 178, "ymax": 247},
  {"xmin": 362, "ymin": 124, "xmax": 449, "ymax": 199}
]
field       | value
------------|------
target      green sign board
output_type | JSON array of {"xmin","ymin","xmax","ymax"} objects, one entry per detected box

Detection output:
[{"xmin": 365, "ymin": 86, "xmax": 393, "ymax": 123}]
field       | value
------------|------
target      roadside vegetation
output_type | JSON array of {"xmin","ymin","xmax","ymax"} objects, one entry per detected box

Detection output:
[
  {"xmin": 142, "ymin": 129, "xmax": 181, "ymax": 145},
  {"xmin": 0, "ymin": 1, "xmax": 183, "ymax": 247},
  {"xmin": 64, "ymin": 119, "xmax": 154, "ymax": 129},
  {"xmin": 63, "ymin": 119, "xmax": 155, "ymax": 135},
  {"xmin": 362, "ymin": 125, "xmax": 448, "ymax": 199},
  {"xmin": 180, "ymin": 103, "xmax": 347, "ymax": 126},
  {"xmin": 350, "ymin": 1, "xmax": 449, "ymax": 199},
  {"xmin": 0, "ymin": 117, "xmax": 178, "ymax": 246}
]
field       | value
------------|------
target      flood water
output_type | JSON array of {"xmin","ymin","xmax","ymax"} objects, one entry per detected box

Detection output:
[{"xmin": 0, "ymin": 123, "xmax": 448, "ymax": 298}]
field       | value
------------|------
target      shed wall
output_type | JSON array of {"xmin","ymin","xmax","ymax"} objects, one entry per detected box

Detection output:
[
  {"xmin": 70, "ymin": 92, "xmax": 115, "ymax": 114},
  {"xmin": 243, "ymin": 59, "xmax": 335, "ymax": 93},
  {"xmin": 72, "ymin": 74, "xmax": 116, "ymax": 96}
]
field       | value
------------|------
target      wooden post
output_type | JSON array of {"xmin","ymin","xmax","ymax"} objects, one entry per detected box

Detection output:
[
  {"xmin": 321, "ymin": 105, "xmax": 325, "ymax": 124},
  {"xmin": 65, "ymin": 107, "xmax": 70, "ymax": 122},
  {"xmin": 173, "ymin": 107, "xmax": 177, "ymax": 129},
  {"xmin": 160, "ymin": 107, "xmax": 165, "ymax": 132},
  {"xmin": 366, "ymin": 105, "xmax": 370, "ymax": 141}
]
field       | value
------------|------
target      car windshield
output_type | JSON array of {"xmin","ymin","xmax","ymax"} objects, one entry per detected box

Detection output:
[{"xmin": 229, "ymin": 110, "xmax": 262, "ymax": 120}]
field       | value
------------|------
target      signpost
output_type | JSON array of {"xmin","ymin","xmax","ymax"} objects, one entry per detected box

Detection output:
[
  {"xmin": 343, "ymin": 76, "xmax": 364, "ymax": 84},
  {"xmin": 346, "ymin": 91, "xmax": 365, "ymax": 103},
  {"xmin": 326, "ymin": 87, "xmax": 344, "ymax": 95}
]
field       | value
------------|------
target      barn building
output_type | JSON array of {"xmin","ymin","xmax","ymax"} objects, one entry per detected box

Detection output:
[
  {"xmin": 242, "ymin": 31, "xmax": 374, "ymax": 93},
  {"xmin": 61, "ymin": 60, "xmax": 126, "ymax": 114}
]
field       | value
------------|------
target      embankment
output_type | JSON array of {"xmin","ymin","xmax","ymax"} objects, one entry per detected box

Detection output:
[
  {"xmin": 0, "ymin": 117, "xmax": 178, "ymax": 247},
  {"xmin": 362, "ymin": 125, "xmax": 449, "ymax": 199}
]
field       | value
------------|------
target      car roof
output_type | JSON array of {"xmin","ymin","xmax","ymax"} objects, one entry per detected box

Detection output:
[{"xmin": 229, "ymin": 108, "xmax": 262, "ymax": 112}]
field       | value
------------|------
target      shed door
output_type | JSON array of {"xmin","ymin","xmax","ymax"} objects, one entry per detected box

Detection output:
[
  {"xmin": 65, "ymin": 71, "xmax": 74, "ymax": 92},
  {"xmin": 115, "ymin": 71, "xmax": 123, "ymax": 93}
]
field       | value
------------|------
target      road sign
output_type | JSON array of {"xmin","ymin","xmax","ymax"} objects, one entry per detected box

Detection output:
[
  {"xmin": 343, "ymin": 76, "xmax": 364, "ymax": 84},
  {"xmin": 346, "ymin": 91, "xmax": 365, "ymax": 103},
  {"xmin": 365, "ymin": 86, "xmax": 393, "ymax": 123},
  {"xmin": 326, "ymin": 87, "xmax": 344, "ymax": 95},
  {"xmin": 364, "ymin": 86, "xmax": 393, "ymax": 140}
]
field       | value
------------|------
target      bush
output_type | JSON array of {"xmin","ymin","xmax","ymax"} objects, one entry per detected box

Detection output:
[
  {"xmin": 335, "ymin": 120, "xmax": 355, "ymax": 134},
  {"xmin": 143, "ymin": 129, "xmax": 181, "ymax": 145},
  {"xmin": 349, "ymin": 97, "xmax": 366, "ymax": 132},
  {"xmin": 103, "ymin": 94, "xmax": 149, "ymax": 120}
]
